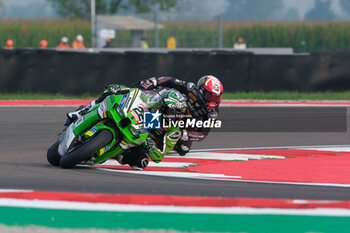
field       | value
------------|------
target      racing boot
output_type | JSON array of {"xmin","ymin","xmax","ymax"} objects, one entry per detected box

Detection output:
[
  {"xmin": 174, "ymin": 141, "xmax": 191, "ymax": 156},
  {"xmin": 116, "ymin": 147, "xmax": 149, "ymax": 170},
  {"xmin": 174, "ymin": 130, "xmax": 191, "ymax": 156}
]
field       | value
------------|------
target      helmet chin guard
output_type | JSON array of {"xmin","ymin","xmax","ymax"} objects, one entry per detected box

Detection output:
[{"xmin": 197, "ymin": 75, "xmax": 224, "ymax": 109}]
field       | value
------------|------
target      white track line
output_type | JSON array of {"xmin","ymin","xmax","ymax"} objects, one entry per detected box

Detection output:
[
  {"xmin": 218, "ymin": 179, "xmax": 350, "ymax": 188},
  {"xmin": 0, "ymin": 189, "xmax": 33, "ymax": 193},
  {"xmin": 302, "ymin": 147, "xmax": 350, "ymax": 152},
  {"xmin": 96, "ymin": 167, "xmax": 242, "ymax": 179},
  {"xmin": 181, "ymin": 145, "xmax": 350, "ymax": 153},
  {"xmin": 177, "ymin": 152, "xmax": 284, "ymax": 160}
]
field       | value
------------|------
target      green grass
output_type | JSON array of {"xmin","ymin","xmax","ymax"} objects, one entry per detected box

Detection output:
[
  {"xmin": 222, "ymin": 91, "xmax": 350, "ymax": 100},
  {"xmin": 2, "ymin": 91, "xmax": 350, "ymax": 100}
]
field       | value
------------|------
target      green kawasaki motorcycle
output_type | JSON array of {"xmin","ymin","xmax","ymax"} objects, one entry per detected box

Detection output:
[{"xmin": 47, "ymin": 88, "xmax": 162, "ymax": 168}]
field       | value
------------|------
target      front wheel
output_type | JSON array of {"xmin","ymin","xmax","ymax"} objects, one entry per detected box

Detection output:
[
  {"xmin": 59, "ymin": 130, "xmax": 113, "ymax": 168},
  {"xmin": 47, "ymin": 141, "xmax": 60, "ymax": 166}
]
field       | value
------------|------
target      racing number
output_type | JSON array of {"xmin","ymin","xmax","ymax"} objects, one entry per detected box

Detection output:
[{"xmin": 133, "ymin": 106, "xmax": 144, "ymax": 122}]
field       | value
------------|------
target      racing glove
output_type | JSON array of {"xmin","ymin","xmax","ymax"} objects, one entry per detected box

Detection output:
[
  {"xmin": 139, "ymin": 77, "xmax": 157, "ymax": 90},
  {"xmin": 105, "ymin": 84, "xmax": 120, "ymax": 94}
]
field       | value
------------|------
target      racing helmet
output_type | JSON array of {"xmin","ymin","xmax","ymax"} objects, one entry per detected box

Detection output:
[
  {"xmin": 163, "ymin": 89, "xmax": 187, "ymax": 119},
  {"xmin": 197, "ymin": 75, "xmax": 223, "ymax": 109}
]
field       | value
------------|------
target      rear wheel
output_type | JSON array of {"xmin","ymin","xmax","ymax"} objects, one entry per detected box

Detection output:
[
  {"xmin": 59, "ymin": 130, "xmax": 113, "ymax": 169},
  {"xmin": 47, "ymin": 141, "xmax": 60, "ymax": 166}
]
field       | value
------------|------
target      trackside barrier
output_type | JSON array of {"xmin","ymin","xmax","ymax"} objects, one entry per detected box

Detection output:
[{"xmin": 0, "ymin": 49, "xmax": 350, "ymax": 94}]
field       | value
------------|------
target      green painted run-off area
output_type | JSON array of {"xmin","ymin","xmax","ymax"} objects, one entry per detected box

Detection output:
[{"xmin": 1, "ymin": 207, "xmax": 350, "ymax": 233}]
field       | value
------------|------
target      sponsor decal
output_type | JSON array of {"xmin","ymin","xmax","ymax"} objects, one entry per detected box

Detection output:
[
  {"xmin": 138, "ymin": 129, "xmax": 149, "ymax": 134},
  {"xmin": 129, "ymin": 110, "xmax": 140, "ymax": 123},
  {"xmin": 140, "ymin": 103, "xmax": 148, "ymax": 111},
  {"xmin": 208, "ymin": 111, "xmax": 218, "ymax": 119},
  {"xmin": 133, "ymin": 124, "xmax": 144, "ymax": 130},
  {"xmin": 74, "ymin": 116, "xmax": 84, "ymax": 127},
  {"xmin": 205, "ymin": 77, "xmax": 222, "ymax": 94},
  {"xmin": 188, "ymin": 92, "xmax": 197, "ymax": 102},
  {"xmin": 124, "ymin": 89, "xmax": 136, "ymax": 111},
  {"xmin": 124, "ymin": 97, "xmax": 131, "ymax": 110},
  {"xmin": 167, "ymin": 130, "xmax": 181, "ymax": 140},
  {"xmin": 85, "ymin": 128, "xmax": 98, "ymax": 137},
  {"xmin": 158, "ymin": 88, "xmax": 170, "ymax": 97},
  {"xmin": 98, "ymin": 145, "xmax": 109, "ymax": 155},
  {"xmin": 174, "ymin": 79, "xmax": 185, "ymax": 85},
  {"xmin": 97, "ymin": 101, "xmax": 107, "ymax": 118},
  {"xmin": 119, "ymin": 95, "xmax": 127, "ymax": 108}
]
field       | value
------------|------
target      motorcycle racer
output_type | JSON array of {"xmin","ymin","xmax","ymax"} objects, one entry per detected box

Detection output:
[
  {"xmin": 138, "ymin": 75, "xmax": 224, "ymax": 156},
  {"xmin": 65, "ymin": 85, "xmax": 187, "ymax": 170},
  {"xmin": 116, "ymin": 87, "xmax": 187, "ymax": 169}
]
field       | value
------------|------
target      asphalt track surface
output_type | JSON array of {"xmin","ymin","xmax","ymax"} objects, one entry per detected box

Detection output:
[{"xmin": 1, "ymin": 106, "xmax": 350, "ymax": 200}]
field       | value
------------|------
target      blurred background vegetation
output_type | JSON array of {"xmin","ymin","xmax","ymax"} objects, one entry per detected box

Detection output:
[
  {"xmin": 1, "ymin": 19, "xmax": 350, "ymax": 52},
  {"xmin": 0, "ymin": 20, "xmax": 90, "ymax": 48},
  {"xmin": 1, "ymin": 0, "xmax": 350, "ymax": 52}
]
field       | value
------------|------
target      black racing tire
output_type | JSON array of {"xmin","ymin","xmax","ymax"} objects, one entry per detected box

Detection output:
[
  {"xmin": 47, "ymin": 141, "xmax": 60, "ymax": 166},
  {"xmin": 59, "ymin": 130, "xmax": 113, "ymax": 169}
]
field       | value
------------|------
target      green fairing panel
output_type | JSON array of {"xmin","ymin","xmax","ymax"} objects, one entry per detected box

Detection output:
[
  {"xmin": 93, "ymin": 145, "xmax": 124, "ymax": 163},
  {"xmin": 69, "ymin": 89, "xmax": 151, "ymax": 164},
  {"xmin": 107, "ymin": 93, "xmax": 143, "ymax": 144},
  {"xmin": 72, "ymin": 105, "xmax": 100, "ymax": 135}
]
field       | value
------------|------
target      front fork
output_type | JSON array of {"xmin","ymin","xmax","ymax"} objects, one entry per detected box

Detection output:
[
  {"xmin": 64, "ymin": 103, "xmax": 132, "ymax": 164},
  {"xmin": 93, "ymin": 146, "xmax": 124, "ymax": 163},
  {"xmin": 82, "ymin": 123, "xmax": 125, "ymax": 164}
]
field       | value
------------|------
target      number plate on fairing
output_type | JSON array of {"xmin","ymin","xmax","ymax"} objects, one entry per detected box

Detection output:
[{"xmin": 74, "ymin": 116, "xmax": 84, "ymax": 127}]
